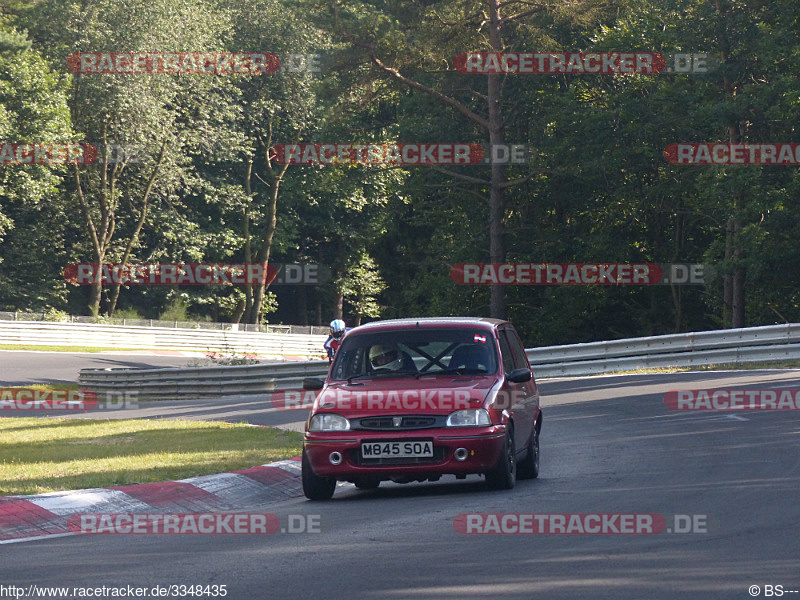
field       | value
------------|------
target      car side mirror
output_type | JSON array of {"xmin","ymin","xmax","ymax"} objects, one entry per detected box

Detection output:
[
  {"xmin": 507, "ymin": 368, "xmax": 532, "ymax": 383},
  {"xmin": 303, "ymin": 377, "xmax": 325, "ymax": 390}
]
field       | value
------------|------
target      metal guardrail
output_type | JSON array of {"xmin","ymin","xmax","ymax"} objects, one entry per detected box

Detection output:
[
  {"xmin": 526, "ymin": 323, "xmax": 800, "ymax": 377},
  {"xmin": 79, "ymin": 360, "xmax": 330, "ymax": 400},
  {"xmin": 0, "ymin": 311, "xmax": 330, "ymax": 335},
  {"xmin": 76, "ymin": 323, "xmax": 800, "ymax": 400},
  {"xmin": 0, "ymin": 321, "xmax": 327, "ymax": 358}
]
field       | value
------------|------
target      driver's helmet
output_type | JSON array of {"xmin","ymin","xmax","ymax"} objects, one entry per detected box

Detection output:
[
  {"xmin": 330, "ymin": 319, "xmax": 346, "ymax": 340},
  {"xmin": 369, "ymin": 343, "xmax": 402, "ymax": 370}
]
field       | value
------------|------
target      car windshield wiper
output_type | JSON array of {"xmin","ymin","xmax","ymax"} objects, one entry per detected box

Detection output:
[
  {"xmin": 416, "ymin": 368, "xmax": 487, "ymax": 378},
  {"xmin": 346, "ymin": 370, "xmax": 418, "ymax": 383}
]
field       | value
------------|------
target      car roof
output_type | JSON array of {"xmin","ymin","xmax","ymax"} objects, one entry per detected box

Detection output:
[{"xmin": 349, "ymin": 317, "xmax": 507, "ymax": 333}]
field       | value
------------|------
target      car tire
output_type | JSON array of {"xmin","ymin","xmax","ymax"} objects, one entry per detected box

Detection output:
[
  {"xmin": 486, "ymin": 428, "xmax": 516, "ymax": 490},
  {"xmin": 354, "ymin": 477, "xmax": 381, "ymax": 490},
  {"xmin": 517, "ymin": 427, "xmax": 539, "ymax": 480},
  {"xmin": 302, "ymin": 449, "xmax": 336, "ymax": 501}
]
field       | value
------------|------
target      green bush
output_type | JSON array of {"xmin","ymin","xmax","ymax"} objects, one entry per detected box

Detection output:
[
  {"xmin": 43, "ymin": 308, "xmax": 69, "ymax": 322},
  {"xmin": 159, "ymin": 299, "xmax": 189, "ymax": 322},
  {"xmin": 113, "ymin": 307, "xmax": 144, "ymax": 320}
]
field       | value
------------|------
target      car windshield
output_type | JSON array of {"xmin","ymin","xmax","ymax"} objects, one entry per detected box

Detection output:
[{"xmin": 329, "ymin": 327, "xmax": 498, "ymax": 381}]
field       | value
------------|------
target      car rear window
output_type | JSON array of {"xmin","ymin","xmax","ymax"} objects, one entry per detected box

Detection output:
[{"xmin": 330, "ymin": 327, "xmax": 499, "ymax": 380}]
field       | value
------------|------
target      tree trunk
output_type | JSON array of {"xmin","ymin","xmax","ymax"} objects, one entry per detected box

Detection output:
[
  {"xmin": 337, "ymin": 0, "xmax": 515, "ymax": 320},
  {"xmin": 333, "ymin": 288, "xmax": 344, "ymax": 321},
  {"xmin": 487, "ymin": 0, "xmax": 507, "ymax": 319},
  {"xmin": 670, "ymin": 207, "xmax": 685, "ymax": 332},
  {"xmin": 731, "ymin": 199, "xmax": 745, "ymax": 327},
  {"xmin": 723, "ymin": 217, "xmax": 734, "ymax": 327},
  {"xmin": 245, "ymin": 129, "xmax": 292, "ymax": 324},
  {"xmin": 74, "ymin": 159, "xmax": 113, "ymax": 317},
  {"xmin": 295, "ymin": 286, "xmax": 307, "ymax": 325},
  {"xmin": 231, "ymin": 296, "xmax": 246, "ymax": 324},
  {"xmin": 250, "ymin": 173, "xmax": 279, "ymax": 323},
  {"xmin": 724, "ymin": 155, "xmax": 746, "ymax": 329},
  {"xmin": 107, "ymin": 141, "xmax": 167, "ymax": 315},
  {"xmin": 243, "ymin": 159, "xmax": 255, "ymax": 322},
  {"xmin": 717, "ymin": 0, "xmax": 745, "ymax": 328},
  {"xmin": 88, "ymin": 281, "xmax": 103, "ymax": 317}
]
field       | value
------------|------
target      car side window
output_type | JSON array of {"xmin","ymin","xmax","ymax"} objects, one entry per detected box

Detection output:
[
  {"xmin": 505, "ymin": 328, "xmax": 529, "ymax": 370},
  {"xmin": 498, "ymin": 331, "xmax": 515, "ymax": 374},
  {"xmin": 332, "ymin": 346, "xmax": 366, "ymax": 379}
]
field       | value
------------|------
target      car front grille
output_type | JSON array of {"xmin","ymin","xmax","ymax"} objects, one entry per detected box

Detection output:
[{"xmin": 353, "ymin": 415, "xmax": 444, "ymax": 430}]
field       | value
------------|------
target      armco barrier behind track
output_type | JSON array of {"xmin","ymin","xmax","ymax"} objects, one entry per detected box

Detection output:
[
  {"xmin": 0, "ymin": 311, "xmax": 330, "ymax": 335},
  {"xmin": 528, "ymin": 323, "xmax": 800, "ymax": 377},
  {"xmin": 0, "ymin": 321, "xmax": 326, "ymax": 358},
  {"xmin": 80, "ymin": 360, "xmax": 330, "ymax": 400},
  {"xmin": 76, "ymin": 324, "xmax": 800, "ymax": 400}
]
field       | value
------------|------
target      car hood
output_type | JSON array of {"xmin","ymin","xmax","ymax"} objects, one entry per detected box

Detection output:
[{"xmin": 314, "ymin": 376, "xmax": 499, "ymax": 417}]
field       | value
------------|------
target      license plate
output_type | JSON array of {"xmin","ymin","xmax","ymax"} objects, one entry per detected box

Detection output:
[{"xmin": 361, "ymin": 440, "xmax": 434, "ymax": 459}]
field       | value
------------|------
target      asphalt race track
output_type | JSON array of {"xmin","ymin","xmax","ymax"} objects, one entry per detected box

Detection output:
[
  {"xmin": 0, "ymin": 350, "xmax": 194, "ymax": 386},
  {"xmin": 1, "ymin": 364, "xmax": 799, "ymax": 599}
]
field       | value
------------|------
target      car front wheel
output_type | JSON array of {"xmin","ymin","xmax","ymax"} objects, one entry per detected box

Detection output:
[
  {"xmin": 302, "ymin": 449, "xmax": 336, "ymax": 500},
  {"xmin": 486, "ymin": 428, "xmax": 516, "ymax": 490},
  {"xmin": 517, "ymin": 427, "xmax": 539, "ymax": 480}
]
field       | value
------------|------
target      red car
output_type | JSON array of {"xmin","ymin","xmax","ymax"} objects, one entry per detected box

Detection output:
[{"xmin": 301, "ymin": 317, "xmax": 542, "ymax": 500}]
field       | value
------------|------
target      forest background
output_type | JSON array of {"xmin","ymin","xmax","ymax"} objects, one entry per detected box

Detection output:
[{"xmin": 0, "ymin": 0, "xmax": 798, "ymax": 347}]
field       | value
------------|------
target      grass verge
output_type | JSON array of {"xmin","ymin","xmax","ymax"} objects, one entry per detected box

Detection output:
[
  {"xmin": 618, "ymin": 361, "xmax": 800, "ymax": 375},
  {"xmin": 689, "ymin": 360, "xmax": 800, "ymax": 370},
  {"xmin": 0, "ymin": 417, "xmax": 303, "ymax": 496}
]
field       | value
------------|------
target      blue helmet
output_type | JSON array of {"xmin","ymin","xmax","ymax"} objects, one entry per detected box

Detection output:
[{"xmin": 330, "ymin": 319, "xmax": 346, "ymax": 339}]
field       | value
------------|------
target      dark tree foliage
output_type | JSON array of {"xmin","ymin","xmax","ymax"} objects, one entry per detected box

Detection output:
[{"xmin": 0, "ymin": 0, "xmax": 797, "ymax": 345}]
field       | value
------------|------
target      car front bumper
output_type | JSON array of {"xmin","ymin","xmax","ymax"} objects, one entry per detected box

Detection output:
[{"xmin": 303, "ymin": 426, "xmax": 507, "ymax": 480}]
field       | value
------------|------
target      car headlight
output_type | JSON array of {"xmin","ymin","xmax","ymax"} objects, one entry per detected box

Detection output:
[
  {"xmin": 308, "ymin": 413, "xmax": 350, "ymax": 432},
  {"xmin": 446, "ymin": 409, "xmax": 491, "ymax": 427}
]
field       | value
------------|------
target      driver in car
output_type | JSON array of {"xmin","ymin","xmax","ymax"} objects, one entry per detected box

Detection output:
[{"xmin": 369, "ymin": 343, "xmax": 416, "ymax": 373}]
